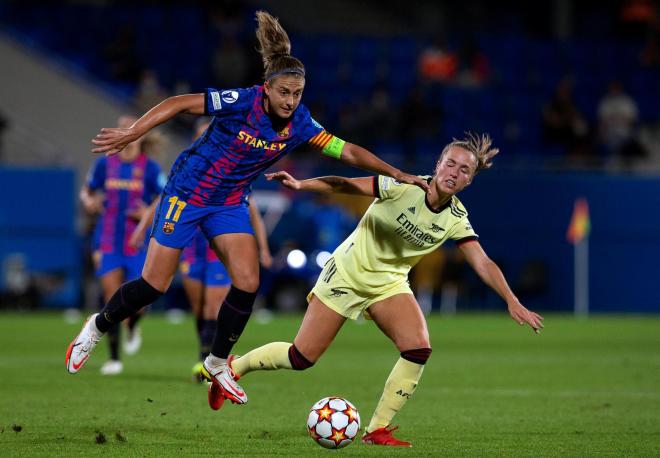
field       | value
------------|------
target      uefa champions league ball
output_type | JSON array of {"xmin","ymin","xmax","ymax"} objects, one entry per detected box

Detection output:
[{"xmin": 307, "ymin": 396, "xmax": 361, "ymax": 449}]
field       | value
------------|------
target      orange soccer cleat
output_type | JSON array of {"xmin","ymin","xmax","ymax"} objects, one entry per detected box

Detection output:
[{"xmin": 361, "ymin": 426, "xmax": 412, "ymax": 447}]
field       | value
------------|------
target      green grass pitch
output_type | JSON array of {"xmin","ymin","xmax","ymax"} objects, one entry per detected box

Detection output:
[{"xmin": 0, "ymin": 312, "xmax": 659, "ymax": 456}]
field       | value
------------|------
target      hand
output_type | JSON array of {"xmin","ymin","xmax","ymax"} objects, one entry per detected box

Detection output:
[
  {"xmin": 82, "ymin": 194, "xmax": 104, "ymax": 214},
  {"xmin": 128, "ymin": 225, "xmax": 146, "ymax": 249},
  {"xmin": 126, "ymin": 201, "xmax": 147, "ymax": 221},
  {"xmin": 260, "ymin": 250, "xmax": 273, "ymax": 269},
  {"xmin": 394, "ymin": 172, "xmax": 430, "ymax": 192},
  {"xmin": 508, "ymin": 301, "xmax": 544, "ymax": 334},
  {"xmin": 91, "ymin": 127, "xmax": 141, "ymax": 156},
  {"xmin": 265, "ymin": 171, "xmax": 301, "ymax": 190}
]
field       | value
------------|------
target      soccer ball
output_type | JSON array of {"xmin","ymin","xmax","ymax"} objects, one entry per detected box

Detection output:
[{"xmin": 307, "ymin": 396, "xmax": 360, "ymax": 449}]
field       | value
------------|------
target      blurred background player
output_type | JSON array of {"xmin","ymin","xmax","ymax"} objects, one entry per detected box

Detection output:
[
  {"xmin": 207, "ymin": 133, "xmax": 544, "ymax": 447},
  {"xmin": 79, "ymin": 115, "xmax": 165, "ymax": 375},
  {"xmin": 66, "ymin": 10, "xmax": 428, "ymax": 387}
]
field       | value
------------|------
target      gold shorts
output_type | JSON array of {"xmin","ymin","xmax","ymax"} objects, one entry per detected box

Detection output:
[{"xmin": 308, "ymin": 258, "xmax": 413, "ymax": 320}]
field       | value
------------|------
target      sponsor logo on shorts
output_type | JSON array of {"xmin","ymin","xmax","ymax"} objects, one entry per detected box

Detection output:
[
  {"xmin": 329, "ymin": 288, "xmax": 349, "ymax": 298},
  {"xmin": 163, "ymin": 221, "xmax": 175, "ymax": 234},
  {"xmin": 221, "ymin": 90, "xmax": 239, "ymax": 103}
]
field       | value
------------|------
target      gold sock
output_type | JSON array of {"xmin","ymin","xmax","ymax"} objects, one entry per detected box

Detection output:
[
  {"xmin": 232, "ymin": 342, "xmax": 293, "ymax": 377},
  {"xmin": 366, "ymin": 357, "xmax": 424, "ymax": 433}
]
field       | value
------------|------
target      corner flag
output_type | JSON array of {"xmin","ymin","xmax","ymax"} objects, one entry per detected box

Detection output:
[
  {"xmin": 567, "ymin": 197, "xmax": 590, "ymax": 317},
  {"xmin": 566, "ymin": 198, "xmax": 590, "ymax": 245}
]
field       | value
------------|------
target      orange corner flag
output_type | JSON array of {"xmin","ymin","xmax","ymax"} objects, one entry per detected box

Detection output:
[{"xmin": 566, "ymin": 197, "xmax": 591, "ymax": 244}]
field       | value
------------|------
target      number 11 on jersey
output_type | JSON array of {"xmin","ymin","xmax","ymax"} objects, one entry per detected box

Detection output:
[{"xmin": 165, "ymin": 196, "xmax": 187, "ymax": 222}]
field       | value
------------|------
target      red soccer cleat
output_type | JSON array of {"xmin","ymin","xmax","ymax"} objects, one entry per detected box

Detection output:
[
  {"xmin": 206, "ymin": 355, "xmax": 243, "ymax": 410},
  {"xmin": 361, "ymin": 426, "xmax": 412, "ymax": 447},
  {"xmin": 207, "ymin": 382, "xmax": 225, "ymax": 410}
]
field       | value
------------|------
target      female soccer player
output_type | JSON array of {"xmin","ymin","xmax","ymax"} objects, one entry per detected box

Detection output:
[
  {"xmin": 65, "ymin": 10, "xmax": 427, "ymax": 385},
  {"xmin": 80, "ymin": 115, "xmax": 165, "ymax": 375},
  {"xmin": 208, "ymin": 133, "xmax": 545, "ymax": 447},
  {"xmin": 130, "ymin": 119, "xmax": 273, "ymax": 382},
  {"xmin": 182, "ymin": 120, "xmax": 272, "ymax": 381}
]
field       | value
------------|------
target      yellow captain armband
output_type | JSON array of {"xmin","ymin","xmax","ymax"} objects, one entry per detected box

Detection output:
[
  {"xmin": 309, "ymin": 131, "xmax": 345, "ymax": 159},
  {"xmin": 322, "ymin": 136, "xmax": 346, "ymax": 159}
]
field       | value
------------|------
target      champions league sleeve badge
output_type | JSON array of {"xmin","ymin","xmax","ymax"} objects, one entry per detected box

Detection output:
[{"xmin": 221, "ymin": 90, "xmax": 239, "ymax": 104}]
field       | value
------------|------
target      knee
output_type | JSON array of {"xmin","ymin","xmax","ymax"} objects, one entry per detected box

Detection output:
[
  {"xmin": 288, "ymin": 344, "xmax": 315, "ymax": 371},
  {"xmin": 141, "ymin": 271, "xmax": 171, "ymax": 293},
  {"xmin": 232, "ymin": 272, "xmax": 259, "ymax": 293},
  {"xmin": 394, "ymin": 332, "xmax": 430, "ymax": 355},
  {"xmin": 400, "ymin": 347, "xmax": 432, "ymax": 365}
]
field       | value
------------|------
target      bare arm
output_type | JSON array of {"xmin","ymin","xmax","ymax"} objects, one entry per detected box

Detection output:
[
  {"xmin": 339, "ymin": 142, "xmax": 429, "ymax": 192},
  {"xmin": 459, "ymin": 240, "xmax": 544, "ymax": 333},
  {"xmin": 265, "ymin": 171, "xmax": 375, "ymax": 196},
  {"xmin": 92, "ymin": 94, "xmax": 205, "ymax": 156},
  {"xmin": 128, "ymin": 197, "xmax": 160, "ymax": 249},
  {"xmin": 79, "ymin": 185, "xmax": 104, "ymax": 215},
  {"xmin": 248, "ymin": 196, "xmax": 273, "ymax": 268}
]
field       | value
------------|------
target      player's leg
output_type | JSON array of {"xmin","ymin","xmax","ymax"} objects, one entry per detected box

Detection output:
[
  {"xmin": 98, "ymin": 238, "xmax": 179, "ymax": 329},
  {"xmin": 182, "ymin": 276, "xmax": 204, "ymax": 344},
  {"xmin": 233, "ymin": 294, "xmax": 346, "ymax": 377},
  {"xmin": 192, "ymin": 282, "xmax": 229, "ymax": 383},
  {"xmin": 98, "ymin": 267, "xmax": 124, "ymax": 375},
  {"xmin": 361, "ymin": 292, "xmax": 431, "ymax": 447},
  {"xmin": 123, "ymin": 251, "xmax": 151, "ymax": 356},
  {"xmin": 199, "ymin": 204, "xmax": 260, "ymax": 372},
  {"xmin": 201, "ymin": 259, "xmax": 230, "ymax": 361},
  {"xmin": 201, "ymin": 283, "xmax": 229, "ymax": 360},
  {"xmin": 66, "ymin": 239, "xmax": 180, "ymax": 374},
  {"xmin": 202, "ymin": 232, "xmax": 259, "ymax": 404},
  {"xmin": 208, "ymin": 294, "xmax": 345, "ymax": 407},
  {"xmin": 182, "ymin": 275, "xmax": 207, "ymax": 381},
  {"xmin": 216, "ymin": 257, "xmax": 353, "ymax": 408},
  {"xmin": 205, "ymin": 232, "xmax": 259, "ymax": 365}
]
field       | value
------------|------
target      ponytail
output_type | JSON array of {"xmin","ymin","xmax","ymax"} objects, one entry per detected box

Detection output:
[{"xmin": 255, "ymin": 11, "xmax": 305, "ymax": 81}]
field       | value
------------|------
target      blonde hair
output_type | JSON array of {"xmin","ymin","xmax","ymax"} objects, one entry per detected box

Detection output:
[
  {"xmin": 255, "ymin": 11, "xmax": 305, "ymax": 81},
  {"xmin": 438, "ymin": 132, "xmax": 499, "ymax": 175},
  {"xmin": 141, "ymin": 130, "xmax": 166, "ymax": 158}
]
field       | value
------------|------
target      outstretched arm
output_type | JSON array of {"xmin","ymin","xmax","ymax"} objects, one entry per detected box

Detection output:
[
  {"xmin": 92, "ymin": 94, "xmax": 205, "ymax": 156},
  {"xmin": 248, "ymin": 196, "xmax": 273, "ymax": 268},
  {"xmin": 340, "ymin": 142, "xmax": 429, "ymax": 192},
  {"xmin": 459, "ymin": 240, "xmax": 544, "ymax": 333},
  {"xmin": 265, "ymin": 171, "xmax": 375, "ymax": 196}
]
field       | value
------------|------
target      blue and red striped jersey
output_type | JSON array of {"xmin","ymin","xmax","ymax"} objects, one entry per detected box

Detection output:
[
  {"xmin": 87, "ymin": 154, "xmax": 165, "ymax": 255},
  {"xmin": 164, "ymin": 85, "xmax": 325, "ymax": 207}
]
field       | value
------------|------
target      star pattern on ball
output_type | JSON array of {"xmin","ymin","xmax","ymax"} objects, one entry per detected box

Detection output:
[
  {"xmin": 316, "ymin": 405, "xmax": 333, "ymax": 421},
  {"xmin": 330, "ymin": 428, "xmax": 348, "ymax": 445},
  {"xmin": 344, "ymin": 406, "xmax": 358, "ymax": 423}
]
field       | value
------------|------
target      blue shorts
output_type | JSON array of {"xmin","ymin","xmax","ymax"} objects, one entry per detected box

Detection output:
[
  {"xmin": 95, "ymin": 251, "xmax": 146, "ymax": 280},
  {"xmin": 181, "ymin": 258, "xmax": 231, "ymax": 287},
  {"xmin": 151, "ymin": 195, "xmax": 254, "ymax": 249}
]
